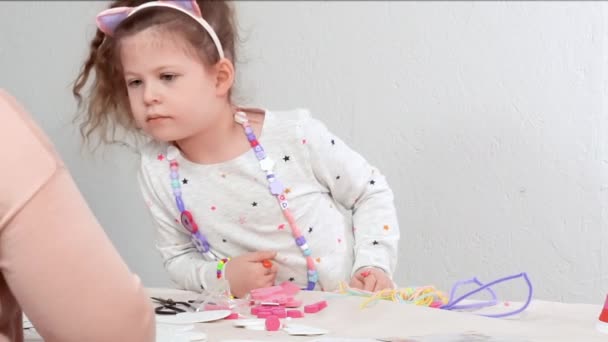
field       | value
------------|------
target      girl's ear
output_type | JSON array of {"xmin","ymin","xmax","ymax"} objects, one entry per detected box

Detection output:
[{"xmin": 213, "ymin": 58, "xmax": 235, "ymax": 97}]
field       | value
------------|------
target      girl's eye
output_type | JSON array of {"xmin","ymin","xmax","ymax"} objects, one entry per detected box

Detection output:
[
  {"xmin": 127, "ymin": 79, "xmax": 142, "ymax": 87},
  {"xmin": 161, "ymin": 74, "xmax": 177, "ymax": 81}
]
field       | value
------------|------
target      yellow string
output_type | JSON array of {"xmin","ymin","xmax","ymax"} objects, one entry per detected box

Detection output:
[{"xmin": 335, "ymin": 282, "xmax": 449, "ymax": 309}]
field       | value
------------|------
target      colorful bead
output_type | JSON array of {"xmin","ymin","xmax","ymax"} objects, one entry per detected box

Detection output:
[
  {"xmin": 180, "ymin": 211, "xmax": 198, "ymax": 233},
  {"xmin": 171, "ymin": 179, "xmax": 180, "ymax": 188},
  {"xmin": 269, "ymin": 181, "xmax": 285, "ymax": 195},
  {"xmin": 259, "ymin": 158, "xmax": 275, "ymax": 172},
  {"xmin": 295, "ymin": 236, "xmax": 306, "ymax": 246},
  {"xmin": 192, "ymin": 231, "xmax": 210, "ymax": 252},
  {"xmin": 234, "ymin": 112, "xmax": 248, "ymax": 124},
  {"xmin": 216, "ymin": 258, "xmax": 230, "ymax": 279},
  {"xmin": 176, "ymin": 197, "xmax": 185, "ymax": 212},
  {"xmin": 255, "ymin": 150, "xmax": 266, "ymax": 160}
]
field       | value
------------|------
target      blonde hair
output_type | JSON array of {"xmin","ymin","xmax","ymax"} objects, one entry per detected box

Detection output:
[{"xmin": 72, "ymin": 0, "xmax": 238, "ymax": 148}]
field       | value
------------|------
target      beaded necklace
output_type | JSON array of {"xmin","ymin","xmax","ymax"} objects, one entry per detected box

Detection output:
[{"xmin": 166, "ymin": 111, "xmax": 318, "ymax": 290}]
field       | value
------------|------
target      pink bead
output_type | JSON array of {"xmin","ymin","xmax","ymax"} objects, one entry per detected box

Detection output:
[
  {"xmin": 265, "ymin": 316, "xmax": 281, "ymax": 331},
  {"xmin": 257, "ymin": 311, "xmax": 272, "ymax": 318},
  {"xmin": 304, "ymin": 304, "xmax": 319, "ymax": 314},
  {"xmin": 287, "ymin": 310, "xmax": 304, "ymax": 318},
  {"xmin": 284, "ymin": 210, "xmax": 298, "ymax": 228},
  {"xmin": 306, "ymin": 257, "xmax": 315, "ymax": 269},
  {"xmin": 251, "ymin": 306, "xmax": 260, "ymax": 315}
]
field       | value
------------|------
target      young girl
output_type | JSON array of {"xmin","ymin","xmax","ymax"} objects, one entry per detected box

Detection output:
[{"xmin": 73, "ymin": 0, "xmax": 400, "ymax": 298}]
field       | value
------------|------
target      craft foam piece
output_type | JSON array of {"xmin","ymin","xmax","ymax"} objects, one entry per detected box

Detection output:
[
  {"xmin": 316, "ymin": 300, "xmax": 328, "ymax": 311},
  {"xmin": 286, "ymin": 309, "xmax": 304, "ymax": 318},
  {"xmin": 303, "ymin": 303, "xmax": 319, "ymax": 314},
  {"xmin": 271, "ymin": 308, "xmax": 287, "ymax": 318},
  {"xmin": 286, "ymin": 299, "xmax": 302, "ymax": 308},
  {"xmin": 265, "ymin": 315, "xmax": 281, "ymax": 331},
  {"xmin": 280, "ymin": 281, "xmax": 301, "ymax": 296},
  {"xmin": 257, "ymin": 311, "xmax": 272, "ymax": 319}
]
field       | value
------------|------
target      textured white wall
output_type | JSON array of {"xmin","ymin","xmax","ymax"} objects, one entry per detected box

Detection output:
[
  {"xmin": 1, "ymin": 1, "xmax": 607, "ymax": 304},
  {"xmin": 234, "ymin": 1, "xmax": 608, "ymax": 304}
]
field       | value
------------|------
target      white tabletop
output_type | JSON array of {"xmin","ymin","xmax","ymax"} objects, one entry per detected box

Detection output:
[{"xmin": 145, "ymin": 287, "xmax": 608, "ymax": 342}]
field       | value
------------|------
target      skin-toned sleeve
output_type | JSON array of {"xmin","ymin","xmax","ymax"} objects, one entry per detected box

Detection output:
[{"xmin": 0, "ymin": 90, "xmax": 155, "ymax": 342}]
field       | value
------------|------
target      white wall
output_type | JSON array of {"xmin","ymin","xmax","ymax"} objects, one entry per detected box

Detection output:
[{"xmin": 1, "ymin": 1, "xmax": 607, "ymax": 304}]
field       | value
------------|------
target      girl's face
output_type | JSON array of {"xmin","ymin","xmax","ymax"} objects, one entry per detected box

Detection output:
[{"xmin": 120, "ymin": 28, "xmax": 226, "ymax": 142}]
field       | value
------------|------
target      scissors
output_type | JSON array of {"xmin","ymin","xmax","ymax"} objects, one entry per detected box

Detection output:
[{"xmin": 151, "ymin": 297, "xmax": 195, "ymax": 315}]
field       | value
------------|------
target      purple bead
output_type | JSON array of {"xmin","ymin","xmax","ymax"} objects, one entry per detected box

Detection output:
[
  {"xmin": 255, "ymin": 150, "xmax": 266, "ymax": 160},
  {"xmin": 246, "ymin": 133, "xmax": 256, "ymax": 141},
  {"xmin": 170, "ymin": 171, "xmax": 179, "ymax": 179},
  {"xmin": 173, "ymin": 188, "xmax": 182, "ymax": 196},
  {"xmin": 306, "ymin": 281, "xmax": 315, "ymax": 290},
  {"xmin": 245, "ymin": 126, "xmax": 253, "ymax": 134},
  {"xmin": 194, "ymin": 231, "xmax": 211, "ymax": 253},
  {"xmin": 176, "ymin": 197, "xmax": 185, "ymax": 212},
  {"xmin": 269, "ymin": 180, "xmax": 285, "ymax": 195},
  {"xmin": 295, "ymin": 236, "xmax": 306, "ymax": 246},
  {"xmin": 254, "ymin": 145, "xmax": 263, "ymax": 152},
  {"xmin": 202, "ymin": 240, "xmax": 210, "ymax": 252}
]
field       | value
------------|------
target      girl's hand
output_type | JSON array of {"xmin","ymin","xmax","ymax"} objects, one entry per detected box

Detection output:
[
  {"xmin": 225, "ymin": 250, "xmax": 278, "ymax": 298},
  {"xmin": 349, "ymin": 267, "xmax": 393, "ymax": 292}
]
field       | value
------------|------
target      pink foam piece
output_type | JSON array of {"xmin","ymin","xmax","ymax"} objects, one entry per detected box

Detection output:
[
  {"xmin": 260, "ymin": 304, "xmax": 283, "ymax": 312},
  {"xmin": 224, "ymin": 312, "xmax": 239, "ymax": 320},
  {"xmin": 316, "ymin": 300, "xmax": 328, "ymax": 311},
  {"xmin": 250, "ymin": 285, "xmax": 283, "ymax": 300},
  {"xmin": 274, "ymin": 295, "xmax": 289, "ymax": 305},
  {"xmin": 265, "ymin": 315, "xmax": 281, "ymax": 331},
  {"xmin": 287, "ymin": 309, "xmax": 304, "ymax": 318},
  {"xmin": 257, "ymin": 311, "xmax": 272, "ymax": 319},
  {"xmin": 286, "ymin": 299, "xmax": 302, "ymax": 308},
  {"xmin": 304, "ymin": 303, "xmax": 319, "ymax": 314},
  {"xmin": 280, "ymin": 281, "xmax": 301, "ymax": 296},
  {"xmin": 271, "ymin": 308, "xmax": 286, "ymax": 318},
  {"xmin": 272, "ymin": 308, "xmax": 285, "ymax": 314},
  {"xmin": 251, "ymin": 306, "xmax": 261, "ymax": 315}
]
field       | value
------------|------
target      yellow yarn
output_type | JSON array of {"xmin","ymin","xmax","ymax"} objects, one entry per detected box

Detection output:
[{"xmin": 336, "ymin": 282, "xmax": 449, "ymax": 309}]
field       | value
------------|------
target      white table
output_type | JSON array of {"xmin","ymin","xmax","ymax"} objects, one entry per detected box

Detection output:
[{"xmin": 146, "ymin": 287, "xmax": 608, "ymax": 342}]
